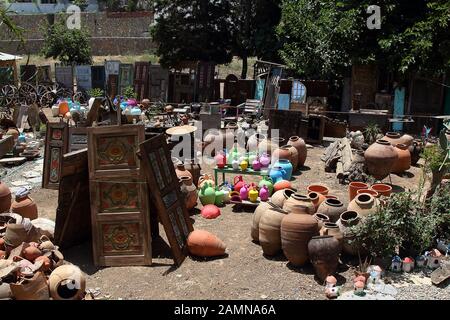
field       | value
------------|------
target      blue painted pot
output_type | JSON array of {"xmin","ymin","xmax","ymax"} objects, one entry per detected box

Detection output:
[
  {"xmin": 269, "ymin": 166, "xmax": 286, "ymax": 183},
  {"xmin": 273, "ymin": 159, "xmax": 293, "ymax": 180}
]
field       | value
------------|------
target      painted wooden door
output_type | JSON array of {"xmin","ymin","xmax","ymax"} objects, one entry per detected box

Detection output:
[
  {"xmin": 139, "ymin": 133, "xmax": 193, "ymax": 265},
  {"xmin": 87, "ymin": 125, "xmax": 151, "ymax": 267},
  {"xmin": 91, "ymin": 66, "xmax": 105, "ymax": 91},
  {"xmin": 148, "ymin": 65, "xmax": 169, "ymax": 102},
  {"xmin": 75, "ymin": 65, "xmax": 92, "ymax": 91},
  {"xmin": 107, "ymin": 74, "xmax": 119, "ymax": 99},
  {"xmin": 55, "ymin": 65, "xmax": 74, "ymax": 90},
  {"xmin": 134, "ymin": 62, "xmax": 150, "ymax": 101},
  {"xmin": 42, "ymin": 122, "xmax": 69, "ymax": 190},
  {"xmin": 119, "ymin": 64, "xmax": 134, "ymax": 96},
  {"xmin": 393, "ymin": 87, "xmax": 406, "ymax": 131}
]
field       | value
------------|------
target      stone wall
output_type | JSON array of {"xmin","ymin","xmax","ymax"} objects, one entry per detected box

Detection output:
[{"xmin": 0, "ymin": 11, "xmax": 155, "ymax": 56}]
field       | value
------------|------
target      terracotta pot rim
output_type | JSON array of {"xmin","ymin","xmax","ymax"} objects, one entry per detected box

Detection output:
[
  {"xmin": 340, "ymin": 211, "xmax": 359, "ymax": 222},
  {"xmin": 289, "ymin": 136, "xmax": 301, "ymax": 141},
  {"xmin": 396, "ymin": 143, "xmax": 408, "ymax": 150},
  {"xmin": 355, "ymin": 194, "xmax": 374, "ymax": 205},
  {"xmin": 308, "ymin": 192, "xmax": 319, "ymax": 200},
  {"xmin": 283, "ymin": 189, "xmax": 297, "ymax": 199},
  {"xmin": 325, "ymin": 195, "xmax": 339, "ymax": 200},
  {"xmin": 281, "ymin": 144, "xmax": 294, "ymax": 149},
  {"xmin": 292, "ymin": 194, "xmax": 310, "ymax": 201},
  {"xmin": 386, "ymin": 132, "xmax": 401, "ymax": 138},
  {"xmin": 376, "ymin": 139, "xmax": 392, "ymax": 146},
  {"xmin": 323, "ymin": 222, "xmax": 339, "ymax": 229},
  {"xmin": 311, "ymin": 235, "xmax": 334, "ymax": 240},
  {"xmin": 357, "ymin": 189, "xmax": 379, "ymax": 197},
  {"xmin": 179, "ymin": 176, "xmax": 192, "ymax": 182},
  {"xmin": 307, "ymin": 184, "xmax": 329, "ymax": 193},
  {"xmin": 371, "ymin": 184, "xmax": 393, "ymax": 192},
  {"xmin": 325, "ymin": 199, "xmax": 343, "ymax": 207},
  {"xmin": 314, "ymin": 213, "xmax": 330, "ymax": 220},
  {"xmin": 349, "ymin": 182, "xmax": 369, "ymax": 188}
]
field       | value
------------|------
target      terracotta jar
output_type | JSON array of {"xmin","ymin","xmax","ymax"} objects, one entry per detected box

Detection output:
[
  {"xmin": 356, "ymin": 189, "xmax": 379, "ymax": 198},
  {"xmin": 391, "ymin": 144, "xmax": 411, "ymax": 174},
  {"xmin": 281, "ymin": 212, "xmax": 319, "ymax": 266},
  {"xmin": 348, "ymin": 182, "xmax": 369, "ymax": 202},
  {"xmin": 308, "ymin": 235, "xmax": 341, "ymax": 281},
  {"xmin": 283, "ymin": 194, "xmax": 315, "ymax": 214},
  {"xmin": 313, "ymin": 213, "xmax": 330, "ymax": 229},
  {"xmin": 48, "ymin": 265, "xmax": 86, "ymax": 300},
  {"xmin": 308, "ymin": 192, "xmax": 326, "ymax": 213},
  {"xmin": 307, "ymin": 184, "xmax": 329, "ymax": 196},
  {"xmin": 347, "ymin": 194, "xmax": 379, "ymax": 219},
  {"xmin": 325, "ymin": 195, "xmax": 339, "ymax": 200},
  {"xmin": 273, "ymin": 145, "xmax": 299, "ymax": 172},
  {"xmin": 187, "ymin": 230, "xmax": 226, "ymax": 257},
  {"xmin": 336, "ymin": 211, "xmax": 361, "ymax": 256},
  {"xmin": 175, "ymin": 163, "xmax": 193, "ymax": 180},
  {"xmin": 383, "ymin": 132, "xmax": 402, "ymax": 146},
  {"xmin": 409, "ymin": 140, "xmax": 423, "ymax": 166},
  {"xmin": 0, "ymin": 180, "xmax": 12, "ymax": 213},
  {"xmin": 320, "ymin": 222, "xmax": 343, "ymax": 251},
  {"xmin": 259, "ymin": 207, "xmax": 288, "ymax": 256},
  {"xmin": 251, "ymin": 202, "xmax": 272, "ymax": 242},
  {"xmin": 11, "ymin": 189, "xmax": 38, "ymax": 220},
  {"xmin": 22, "ymin": 245, "xmax": 42, "ymax": 261},
  {"xmin": 370, "ymin": 183, "xmax": 392, "ymax": 197},
  {"xmin": 270, "ymin": 188, "xmax": 296, "ymax": 208},
  {"xmin": 317, "ymin": 199, "xmax": 346, "ymax": 223},
  {"xmin": 364, "ymin": 140, "xmax": 398, "ymax": 180},
  {"xmin": 401, "ymin": 134, "xmax": 414, "ymax": 147},
  {"xmin": 273, "ymin": 180, "xmax": 292, "ymax": 192},
  {"xmin": 179, "ymin": 177, "xmax": 198, "ymax": 210},
  {"xmin": 289, "ymin": 136, "xmax": 307, "ymax": 167}
]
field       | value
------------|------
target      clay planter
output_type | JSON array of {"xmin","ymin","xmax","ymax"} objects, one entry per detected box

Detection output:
[
  {"xmin": 391, "ymin": 144, "xmax": 411, "ymax": 174},
  {"xmin": 0, "ymin": 181, "xmax": 12, "ymax": 213},
  {"xmin": 356, "ymin": 189, "xmax": 379, "ymax": 198},
  {"xmin": 11, "ymin": 192, "xmax": 38, "ymax": 220},
  {"xmin": 347, "ymin": 194, "xmax": 379, "ymax": 219},
  {"xmin": 281, "ymin": 212, "xmax": 319, "ymax": 266},
  {"xmin": 336, "ymin": 211, "xmax": 361, "ymax": 256},
  {"xmin": 259, "ymin": 207, "xmax": 288, "ymax": 256},
  {"xmin": 307, "ymin": 184, "xmax": 329, "ymax": 196},
  {"xmin": 348, "ymin": 182, "xmax": 369, "ymax": 202},
  {"xmin": 270, "ymin": 188, "xmax": 296, "ymax": 208},
  {"xmin": 251, "ymin": 202, "xmax": 272, "ymax": 242},
  {"xmin": 313, "ymin": 213, "xmax": 330, "ymax": 229},
  {"xmin": 364, "ymin": 140, "xmax": 398, "ymax": 180},
  {"xmin": 179, "ymin": 177, "xmax": 198, "ymax": 210},
  {"xmin": 317, "ymin": 199, "xmax": 346, "ymax": 223},
  {"xmin": 175, "ymin": 163, "xmax": 193, "ymax": 180},
  {"xmin": 370, "ymin": 184, "xmax": 392, "ymax": 197},
  {"xmin": 289, "ymin": 136, "xmax": 307, "ymax": 167},
  {"xmin": 382, "ymin": 132, "xmax": 402, "ymax": 146},
  {"xmin": 308, "ymin": 192, "xmax": 326, "ymax": 213},
  {"xmin": 308, "ymin": 235, "xmax": 341, "ymax": 281},
  {"xmin": 320, "ymin": 222, "xmax": 343, "ymax": 251},
  {"xmin": 187, "ymin": 230, "xmax": 226, "ymax": 257},
  {"xmin": 283, "ymin": 194, "xmax": 315, "ymax": 214}
]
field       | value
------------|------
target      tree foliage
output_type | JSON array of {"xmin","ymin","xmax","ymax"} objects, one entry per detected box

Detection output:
[
  {"xmin": 0, "ymin": 4, "xmax": 25, "ymax": 43},
  {"xmin": 40, "ymin": 19, "xmax": 92, "ymax": 65}
]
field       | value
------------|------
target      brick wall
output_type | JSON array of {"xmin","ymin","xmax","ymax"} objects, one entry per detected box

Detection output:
[{"xmin": 0, "ymin": 11, "xmax": 155, "ymax": 55}]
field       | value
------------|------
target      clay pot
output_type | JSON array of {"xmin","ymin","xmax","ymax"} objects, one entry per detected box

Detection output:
[
  {"xmin": 3, "ymin": 222, "xmax": 28, "ymax": 249},
  {"xmin": 317, "ymin": 199, "xmax": 346, "ymax": 223},
  {"xmin": 401, "ymin": 134, "xmax": 414, "ymax": 147},
  {"xmin": 320, "ymin": 222, "xmax": 343, "ymax": 250},
  {"xmin": 251, "ymin": 202, "xmax": 272, "ymax": 242},
  {"xmin": 10, "ymin": 272, "xmax": 50, "ymax": 300},
  {"xmin": 391, "ymin": 144, "xmax": 411, "ymax": 174},
  {"xmin": 336, "ymin": 211, "xmax": 361, "ymax": 256},
  {"xmin": 308, "ymin": 192, "xmax": 326, "ymax": 213},
  {"xmin": 281, "ymin": 212, "xmax": 319, "ymax": 266},
  {"xmin": 383, "ymin": 132, "xmax": 402, "ymax": 146},
  {"xmin": 289, "ymin": 136, "xmax": 307, "ymax": 167},
  {"xmin": 348, "ymin": 182, "xmax": 369, "ymax": 202},
  {"xmin": 175, "ymin": 163, "xmax": 193, "ymax": 180},
  {"xmin": 364, "ymin": 140, "xmax": 398, "ymax": 180},
  {"xmin": 409, "ymin": 140, "xmax": 423, "ymax": 166},
  {"xmin": 270, "ymin": 188, "xmax": 296, "ymax": 208},
  {"xmin": 370, "ymin": 184, "xmax": 392, "ymax": 197},
  {"xmin": 0, "ymin": 237, "xmax": 5, "ymax": 250},
  {"xmin": 184, "ymin": 159, "xmax": 202, "ymax": 187},
  {"xmin": 273, "ymin": 145, "xmax": 299, "ymax": 172},
  {"xmin": 22, "ymin": 245, "xmax": 42, "ymax": 261},
  {"xmin": 283, "ymin": 194, "xmax": 315, "ymax": 214},
  {"xmin": 6, "ymin": 128, "xmax": 19, "ymax": 140},
  {"xmin": 347, "ymin": 194, "xmax": 379, "ymax": 219},
  {"xmin": 0, "ymin": 181, "xmax": 12, "ymax": 213},
  {"xmin": 313, "ymin": 213, "xmax": 330, "ymax": 229},
  {"xmin": 307, "ymin": 184, "xmax": 329, "ymax": 196},
  {"xmin": 201, "ymin": 205, "xmax": 221, "ymax": 219},
  {"xmin": 259, "ymin": 207, "xmax": 288, "ymax": 256},
  {"xmin": 35, "ymin": 255, "xmax": 52, "ymax": 271},
  {"xmin": 325, "ymin": 195, "xmax": 339, "ymax": 200},
  {"xmin": 187, "ymin": 230, "xmax": 226, "ymax": 257},
  {"xmin": 198, "ymin": 174, "xmax": 215, "ymax": 189},
  {"xmin": 356, "ymin": 189, "xmax": 379, "ymax": 198},
  {"xmin": 273, "ymin": 180, "xmax": 292, "ymax": 192},
  {"xmin": 11, "ymin": 190, "xmax": 38, "ymax": 220},
  {"xmin": 48, "ymin": 265, "xmax": 86, "ymax": 300},
  {"xmin": 179, "ymin": 177, "xmax": 198, "ymax": 210},
  {"xmin": 308, "ymin": 235, "xmax": 341, "ymax": 281}
]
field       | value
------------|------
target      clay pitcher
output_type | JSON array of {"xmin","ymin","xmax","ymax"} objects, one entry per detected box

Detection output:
[
  {"xmin": 391, "ymin": 144, "xmax": 411, "ymax": 174},
  {"xmin": 175, "ymin": 163, "xmax": 193, "ymax": 180},
  {"xmin": 11, "ymin": 188, "xmax": 38, "ymax": 220},
  {"xmin": 179, "ymin": 177, "xmax": 198, "ymax": 210},
  {"xmin": 234, "ymin": 176, "xmax": 246, "ymax": 193},
  {"xmin": 259, "ymin": 206, "xmax": 288, "ymax": 256},
  {"xmin": 308, "ymin": 235, "xmax": 340, "ymax": 281},
  {"xmin": 0, "ymin": 180, "xmax": 12, "ymax": 213},
  {"xmin": 289, "ymin": 136, "xmax": 307, "ymax": 167},
  {"xmin": 364, "ymin": 140, "xmax": 398, "ymax": 180},
  {"xmin": 347, "ymin": 193, "xmax": 379, "ymax": 219}
]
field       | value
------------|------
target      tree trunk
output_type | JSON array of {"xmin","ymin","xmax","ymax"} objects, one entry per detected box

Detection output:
[{"xmin": 241, "ymin": 54, "xmax": 248, "ymax": 79}]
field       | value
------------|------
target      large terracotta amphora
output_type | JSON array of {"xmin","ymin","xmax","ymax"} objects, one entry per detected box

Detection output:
[
  {"xmin": 289, "ymin": 136, "xmax": 308, "ymax": 167},
  {"xmin": 364, "ymin": 140, "xmax": 398, "ymax": 180},
  {"xmin": 187, "ymin": 230, "xmax": 226, "ymax": 257},
  {"xmin": 259, "ymin": 205, "xmax": 288, "ymax": 256}
]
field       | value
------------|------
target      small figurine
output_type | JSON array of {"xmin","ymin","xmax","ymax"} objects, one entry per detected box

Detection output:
[
  {"xmin": 402, "ymin": 257, "xmax": 414, "ymax": 272},
  {"xmin": 325, "ymin": 276, "xmax": 339, "ymax": 299},
  {"xmin": 426, "ymin": 249, "xmax": 442, "ymax": 269},
  {"xmin": 390, "ymin": 255, "xmax": 402, "ymax": 272},
  {"xmin": 367, "ymin": 265, "xmax": 382, "ymax": 284},
  {"xmin": 354, "ymin": 281, "xmax": 366, "ymax": 296}
]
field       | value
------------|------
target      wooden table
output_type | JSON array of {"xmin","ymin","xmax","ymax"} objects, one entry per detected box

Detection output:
[{"xmin": 214, "ymin": 166, "xmax": 270, "ymax": 185}]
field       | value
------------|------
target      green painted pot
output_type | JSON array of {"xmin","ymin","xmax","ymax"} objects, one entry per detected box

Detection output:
[{"xmin": 199, "ymin": 183, "xmax": 216, "ymax": 206}]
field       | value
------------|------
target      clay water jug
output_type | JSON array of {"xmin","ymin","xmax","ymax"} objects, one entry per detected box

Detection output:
[
  {"xmin": 391, "ymin": 144, "xmax": 411, "ymax": 174},
  {"xmin": 187, "ymin": 230, "xmax": 226, "ymax": 257},
  {"xmin": 289, "ymin": 136, "xmax": 307, "ymax": 167},
  {"xmin": 308, "ymin": 192, "xmax": 326, "ymax": 213},
  {"xmin": 251, "ymin": 202, "xmax": 271, "ymax": 242},
  {"xmin": 199, "ymin": 183, "xmax": 216, "ymax": 206},
  {"xmin": 269, "ymin": 166, "xmax": 286, "ymax": 184},
  {"xmin": 349, "ymin": 182, "xmax": 369, "ymax": 202},
  {"xmin": 215, "ymin": 151, "xmax": 227, "ymax": 169},
  {"xmin": 364, "ymin": 140, "xmax": 398, "ymax": 180},
  {"xmin": 214, "ymin": 187, "xmax": 225, "ymax": 206},
  {"xmin": 252, "ymin": 156, "xmax": 262, "ymax": 171},
  {"xmin": 198, "ymin": 174, "xmax": 215, "ymax": 189},
  {"xmin": 283, "ymin": 194, "xmax": 315, "ymax": 214},
  {"xmin": 317, "ymin": 199, "xmax": 345, "ymax": 223},
  {"xmin": 347, "ymin": 193, "xmax": 379, "ymax": 219},
  {"xmin": 273, "ymin": 159, "xmax": 293, "ymax": 180},
  {"xmin": 231, "ymin": 157, "xmax": 240, "ymax": 170},
  {"xmin": 240, "ymin": 184, "xmax": 250, "ymax": 201},
  {"xmin": 11, "ymin": 188, "xmax": 38, "ymax": 220},
  {"xmin": 259, "ymin": 206, "xmax": 288, "ymax": 256},
  {"xmin": 175, "ymin": 163, "xmax": 193, "ymax": 180},
  {"xmin": 336, "ymin": 211, "xmax": 361, "ymax": 256},
  {"xmin": 0, "ymin": 180, "xmax": 12, "ymax": 213},
  {"xmin": 179, "ymin": 177, "xmax": 198, "ymax": 210},
  {"xmin": 308, "ymin": 235, "xmax": 340, "ymax": 281},
  {"xmin": 313, "ymin": 213, "xmax": 330, "ymax": 229},
  {"xmin": 259, "ymin": 185, "xmax": 270, "ymax": 202},
  {"xmin": 240, "ymin": 158, "xmax": 249, "ymax": 171},
  {"xmin": 234, "ymin": 176, "xmax": 246, "ymax": 193},
  {"xmin": 383, "ymin": 132, "xmax": 402, "ymax": 146},
  {"xmin": 249, "ymin": 187, "xmax": 259, "ymax": 203},
  {"xmin": 260, "ymin": 153, "xmax": 271, "ymax": 168},
  {"xmin": 271, "ymin": 188, "xmax": 296, "ymax": 208},
  {"xmin": 281, "ymin": 211, "xmax": 319, "ymax": 266},
  {"xmin": 258, "ymin": 176, "xmax": 274, "ymax": 195}
]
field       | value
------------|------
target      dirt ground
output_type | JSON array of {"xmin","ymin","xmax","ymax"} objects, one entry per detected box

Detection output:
[{"xmin": 4, "ymin": 141, "xmax": 447, "ymax": 300}]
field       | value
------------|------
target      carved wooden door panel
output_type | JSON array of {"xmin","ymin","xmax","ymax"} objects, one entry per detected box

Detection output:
[
  {"xmin": 87, "ymin": 125, "xmax": 151, "ymax": 266},
  {"xmin": 134, "ymin": 62, "xmax": 150, "ymax": 101},
  {"xmin": 42, "ymin": 122, "xmax": 69, "ymax": 190}
]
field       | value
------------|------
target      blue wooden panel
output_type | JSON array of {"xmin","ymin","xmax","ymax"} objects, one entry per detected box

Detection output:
[
  {"xmin": 278, "ymin": 94, "xmax": 291, "ymax": 110},
  {"xmin": 393, "ymin": 87, "xmax": 406, "ymax": 131},
  {"xmin": 255, "ymin": 79, "xmax": 265, "ymax": 100}
]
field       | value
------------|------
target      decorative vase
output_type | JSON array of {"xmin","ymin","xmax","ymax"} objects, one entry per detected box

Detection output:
[
  {"xmin": 187, "ymin": 230, "xmax": 226, "ymax": 257},
  {"xmin": 370, "ymin": 183, "xmax": 393, "ymax": 197},
  {"xmin": 198, "ymin": 174, "xmax": 215, "ymax": 189},
  {"xmin": 283, "ymin": 194, "xmax": 315, "ymax": 214},
  {"xmin": 364, "ymin": 140, "xmax": 398, "ymax": 180},
  {"xmin": 201, "ymin": 204, "xmax": 221, "ymax": 219},
  {"xmin": 270, "ymin": 188, "xmax": 296, "ymax": 208},
  {"xmin": 317, "ymin": 199, "xmax": 346, "ymax": 223},
  {"xmin": 348, "ymin": 182, "xmax": 369, "ymax": 202},
  {"xmin": 269, "ymin": 166, "xmax": 286, "ymax": 184},
  {"xmin": 251, "ymin": 202, "xmax": 272, "ymax": 242},
  {"xmin": 260, "ymin": 153, "xmax": 271, "ymax": 168},
  {"xmin": 234, "ymin": 176, "xmax": 246, "ymax": 193},
  {"xmin": 289, "ymin": 136, "xmax": 307, "ymax": 167},
  {"xmin": 307, "ymin": 184, "xmax": 330, "ymax": 196},
  {"xmin": 11, "ymin": 188, "xmax": 38, "ymax": 220},
  {"xmin": 281, "ymin": 212, "xmax": 319, "ymax": 266},
  {"xmin": 228, "ymin": 145, "xmax": 241, "ymax": 166},
  {"xmin": 214, "ymin": 187, "xmax": 225, "ymax": 206},
  {"xmin": 179, "ymin": 177, "xmax": 198, "ymax": 210},
  {"xmin": 0, "ymin": 180, "xmax": 12, "ymax": 213},
  {"xmin": 252, "ymin": 156, "xmax": 262, "ymax": 171},
  {"xmin": 258, "ymin": 176, "xmax": 274, "ymax": 195},
  {"xmin": 391, "ymin": 144, "xmax": 411, "ymax": 174},
  {"xmin": 382, "ymin": 132, "xmax": 402, "ymax": 146},
  {"xmin": 259, "ymin": 207, "xmax": 288, "ymax": 256},
  {"xmin": 259, "ymin": 185, "xmax": 270, "ymax": 202},
  {"xmin": 336, "ymin": 211, "xmax": 361, "ymax": 256},
  {"xmin": 320, "ymin": 222, "xmax": 343, "ymax": 251},
  {"xmin": 199, "ymin": 183, "xmax": 216, "ymax": 206},
  {"xmin": 347, "ymin": 194, "xmax": 379, "ymax": 219},
  {"xmin": 175, "ymin": 163, "xmax": 193, "ymax": 180},
  {"xmin": 273, "ymin": 159, "xmax": 293, "ymax": 181},
  {"xmin": 308, "ymin": 192, "xmax": 326, "ymax": 213},
  {"xmin": 273, "ymin": 180, "xmax": 292, "ymax": 192},
  {"xmin": 308, "ymin": 235, "xmax": 341, "ymax": 281},
  {"xmin": 240, "ymin": 184, "xmax": 250, "ymax": 201},
  {"xmin": 313, "ymin": 213, "xmax": 330, "ymax": 229},
  {"xmin": 184, "ymin": 159, "xmax": 201, "ymax": 188},
  {"xmin": 249, "ymin": 187, "xmax": 259, "ymax": 203},
  {"xmin": 215, "ymin": 151, "xmax": 227, "ymax": 169}
]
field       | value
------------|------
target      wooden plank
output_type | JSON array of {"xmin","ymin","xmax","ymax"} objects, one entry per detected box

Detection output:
[
  {"xmin": 42, "ymin": 122, "xmax": 69, "ymax": 190},
  {"xmin": 134, "ymin": 62, "xmax": 150, "ymax": 101},
  {"xmin": 54, "ymin": 149, "xmax": 91, "ymax": 249},
  {"xmin": 139, "ymin": 133, "xmax": 194, "ymax": 266},
  {"xmin": 87, "ymin": 125, "xmax": 151, "ymax": 267}
]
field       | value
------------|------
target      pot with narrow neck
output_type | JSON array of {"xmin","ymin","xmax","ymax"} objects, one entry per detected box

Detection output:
[
  {"xmin": 336, "ymin": 211, "xmax": 361, "ymax": 256},
  {"xmin": 347, "ymin": 194, "xmax": 379, "ymax": 219},
  {"xmin": 317, "ymin": 198, "xmax": 346, "ymax": 223}
]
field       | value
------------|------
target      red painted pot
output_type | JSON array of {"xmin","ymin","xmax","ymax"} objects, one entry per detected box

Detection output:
[{"xmin": 201, "ymin": 205, "xmax": 221, "ymax": 219}]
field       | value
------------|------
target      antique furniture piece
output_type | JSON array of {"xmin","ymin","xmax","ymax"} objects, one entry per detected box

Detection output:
[{"xmin": 42, "ymin": 122, "xmax": 69, "ymax": 190}]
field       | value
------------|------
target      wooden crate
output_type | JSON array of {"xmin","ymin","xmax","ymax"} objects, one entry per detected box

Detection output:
[
  {"xmin": 42, "ymin": 122, "xmax": 69, "ymax": 190},
  {"xmin": 87, "ymin": 125, "xmax": 152, "ymax": 267}
]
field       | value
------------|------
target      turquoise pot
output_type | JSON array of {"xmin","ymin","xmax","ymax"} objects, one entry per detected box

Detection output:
[
  {"xmin": 273, "ymin": 159, "xmax": 293, "ymax": 180},
  {"xmin": 269, "ymin": 166, "xmax": 286, "ymax": 184}
]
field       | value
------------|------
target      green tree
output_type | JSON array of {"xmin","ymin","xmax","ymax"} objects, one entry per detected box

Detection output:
[
  {"xmin": 40, "ymin": 19, "xmax": 92, "ymax": 65},
  {"xmin": 151, "ymin": 0, "xmax": 234, "ymax": 68}
]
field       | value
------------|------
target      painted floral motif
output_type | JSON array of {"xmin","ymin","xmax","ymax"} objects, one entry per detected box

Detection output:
[
  {"xmin": 100, "ymin": 182, "xmax": 140, "ymax": 212},
  {"xmin": 97, "ymin": 135, "xmax": 137, "ymax": 167},
  {"xmin": 103, "ymin": 223, "xmax": 140, "ymax": 252},
  {"xmin": 49, "ymin": 147, "xmax": 60, "ymax": 183},
  {"xmin": 52, "ymin": 129, "xmax": 62, "ymax": 140}
]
